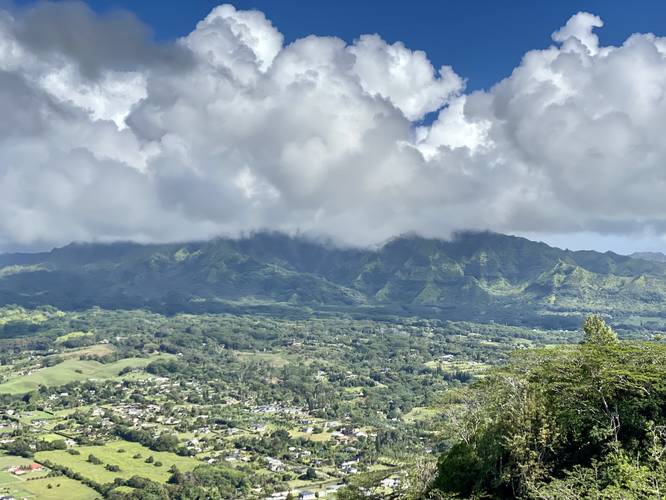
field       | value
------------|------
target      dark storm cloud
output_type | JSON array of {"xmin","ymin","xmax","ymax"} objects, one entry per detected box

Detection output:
[{"xmin": 11, "ymin": 0, "xmax": 192, "ymax": 78}]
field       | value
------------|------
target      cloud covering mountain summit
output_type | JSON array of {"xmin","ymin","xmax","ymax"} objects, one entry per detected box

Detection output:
[{"xmin": 1, "ymin": 3, "xmax": 666, "ymax": 251}]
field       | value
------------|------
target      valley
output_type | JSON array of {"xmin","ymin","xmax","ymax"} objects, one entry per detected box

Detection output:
[
  {"xmin": 0, "ymin": 305, "xmax": 589, "ymax": 498},
  {"xmin": 1, "ymin": 233, "xmax": 665, "ymax": 498}
]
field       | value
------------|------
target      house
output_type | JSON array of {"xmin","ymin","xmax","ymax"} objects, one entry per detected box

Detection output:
[
  {"xmin": 8, "ymin": 463, "xmax": 41, "ymax": 476},
  {"xmin": 265, "ymin": 492, "xmax": 290, "ymax": 500},
  {"xmin": 252, "ymin": 423, "xmax": 268, "ymax": 432},
  {"xmin": 341, "ymin": 459, "xmax": 359, "ymax": 474},
  {"xmin": 267, "ymin": 457, "xmax": 284, "ymax": 472},
  {"xmin": 381, "ymin": 477, "xmax": 400, "ymax": 489},
  {"xmin": 298, "ymin": 491, "xmax": 316, "ymax": 500},
  {"xmin": 325, "ymin": 484, "xmax": 344, "ymax": 494}
]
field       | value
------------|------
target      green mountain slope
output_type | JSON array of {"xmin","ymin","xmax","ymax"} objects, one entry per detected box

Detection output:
[
  {"xmin": 631, "ymin": 251, "xmax": 666, "ymax": 263},
  {"xmin": 2, "ymin": 232, "xmax": 666, "ymax": 328}
]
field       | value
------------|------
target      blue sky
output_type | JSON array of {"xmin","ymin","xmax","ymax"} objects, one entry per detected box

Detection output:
[{"xmin": 27, "ymin": 0, "xmax": 666, "ymax": 91}]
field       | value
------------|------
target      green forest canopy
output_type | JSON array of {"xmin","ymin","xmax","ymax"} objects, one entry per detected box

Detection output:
[{"xmin": 433, "ymin": 316, "xmax": 666, "ymax": 498}]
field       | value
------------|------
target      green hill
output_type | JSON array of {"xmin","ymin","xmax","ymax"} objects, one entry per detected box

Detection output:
[{"xmin": 1, "ymin": 231, "xmax": 666, "ymax": 328}]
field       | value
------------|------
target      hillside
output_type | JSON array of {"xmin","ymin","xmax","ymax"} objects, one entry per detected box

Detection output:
[
  {"xmin": 2, "ymin": 232, "xmax": 666, "ymax": 328},
  {"xmin": 631, "ymin": 251, "xmax": 666, "ymax": 263}
]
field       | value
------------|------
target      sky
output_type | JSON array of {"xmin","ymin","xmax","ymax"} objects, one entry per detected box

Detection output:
[
  {"xmin": 29, "ymin": 0, "xmax": 666, "ymax": 92},
  {"xmin": 2, "ymin": 1, "xmax": 666, "ymax": 254}
]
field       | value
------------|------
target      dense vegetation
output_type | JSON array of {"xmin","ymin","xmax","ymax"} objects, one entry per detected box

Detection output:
[
  {"xmin": 3, "ymin": 233, "xmax": 666, "ymax": 498},
  {"xmin": 433, "ymin": 316, "xmax": 666, "ymax": 498},
  {"xmin": 3, "ymin": 306, "xmax": 576, "ymax": 498},
  {"xmin": 3, "ymin": 232, "xmax": 666, "ymax": 329}
]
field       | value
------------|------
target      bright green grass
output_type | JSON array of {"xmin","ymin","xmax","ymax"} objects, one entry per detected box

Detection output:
[
  {"xmin": 19, "ymin": 469, "xmax": 49, "ymax": 480},
  {"xmin": 57, "ymin": 344, "xmax": 115, "ymax": 360},
  {"xmin": 0, "ymin": 306, "xmax": 53, "ymax": 326},
  {"xmin": 0, "ymin": 454, "xmax": 34, "ymax": 468},
  {"xmin": 235, "ymin": 351, "xmax": 292, "ymax": 368},
  {"xmin": 118, "ymin": 371, "xmax": 158, "ymax": 382},
  {"xmin": 0, "ymin": 485, "xmax": 32, "ymax": 499},
  {"xmin": 18, "ymin": 410, "xmax": 57, "ymax": 424},
  {"xmin": 15, "ymin": 477, "xmax": 98, "ymax": 500},
  {"xmin": 423, "ymin": 359, "xmax": 489, "ymax": 373},
  {"xmin": 53, "ymin": 407, "xmax": 89, "ymax": 418},
  {"xmin": 403, "ymin": 406, "xmax": 441, "ymax": 423},
  {"xmin": 39, "ymin": 433, "xmax": 69, "ymax": 443},
  {"xmin": 0, "ymin": 455, "xmax": 90, "ymax": 500},
  {"xmin": 36, "ymin": 440, "xmax": 200, "ymax": 484},
  {"xmin": 0, "ymin": 354, "xmax": 170, "ymax": 394},
  {"xmin": 55, "ymin": 331, "xmax": 94, "ymax": 344},
  {"xmin": 0, "ymin": 471, "xmax": 18, "ymax": 484},
  {"xmin": 111, "ymin": 485, "xmax": 135, "ymax": 495}
]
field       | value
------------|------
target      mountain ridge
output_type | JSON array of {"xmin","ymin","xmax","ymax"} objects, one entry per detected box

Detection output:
[
  {"xmin": 2, "ymin": 231, "xmax": 666, "ymax": 328},
  {"xmin": 631, "ymin": 251, "xmax": 666, "ymax": 263}
]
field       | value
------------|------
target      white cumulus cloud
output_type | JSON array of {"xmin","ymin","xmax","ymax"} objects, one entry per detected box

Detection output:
[{"xmin": 1, "ymin": 5, "xmax": 666, "ymax": 253}]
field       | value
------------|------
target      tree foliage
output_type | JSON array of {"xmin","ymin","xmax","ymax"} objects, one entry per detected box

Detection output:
[
  {"xmin": 583, "ymin": 314, "xmax": 618, "ymax": 345},
  {"xmin": 433, "ymin": 316, "xmax": 666, "ymax": 498}
]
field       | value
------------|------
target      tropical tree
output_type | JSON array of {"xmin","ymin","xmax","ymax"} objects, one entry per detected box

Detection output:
[
  {"xmin": 432, "ymin": 315, "xmax": 666, "ymax": 498},
  {"xmin": 582, "ymin": 314, "xmax": 618, "ymax": 345}
]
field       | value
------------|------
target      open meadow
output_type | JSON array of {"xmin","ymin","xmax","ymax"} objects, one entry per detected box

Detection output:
[
  {"xmin": 36, "ymin": 440, "xmax": 200, "ymax": 484},
  {"xmin": 0, "ymin": 353, "xmax": 171, "ymax": 394}
]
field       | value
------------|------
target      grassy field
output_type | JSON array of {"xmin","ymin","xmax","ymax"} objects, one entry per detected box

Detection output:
[
  {"xmin": 39, "ymin": 433, "xmax": 70, "ymax": 443},
  {"xmin": 0, "ymin": 453, "xmax": 34, "ymax": 468},
  {"xmin": 0, "ymin": 480, "xmax": 28, "ymax": 500},
  {"xmin": 56, "ymin": 343, "xmax": 115, "ymax": 360},
  {"xmin": 0, "ymin": 454, "xmax": 48, "ymax": 480},
  {"xmin": 403, "ymin": 406, "xmax": 442, "ymax": 423},
  {"xmin": 0, "ymin": 453, "xmax": 98, "ymax": 499},
  {"xmin": 55, "ymin": 331, "xmax": 94, "ymax": 344},
  {"xmin": 36, "ymin": 439, "xmax": 201, "ymax": 484},
  {"xmin": 0, "ymin": 354, "xmax": 170, "ymax": 394},
  {"xmin": 423, "ymin": 359, "xmax": 490, "ymax": 374},
  {"xmin": 16, "ymin": 477, "xmax": 99, "ymax": 499},
  {"xmin": 18, "ymin": 410, "xmax": 58, "ymax": 424},
  {"xmin": 0, "ymin": 471, "xmax": 16, "ymax": 484}
]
